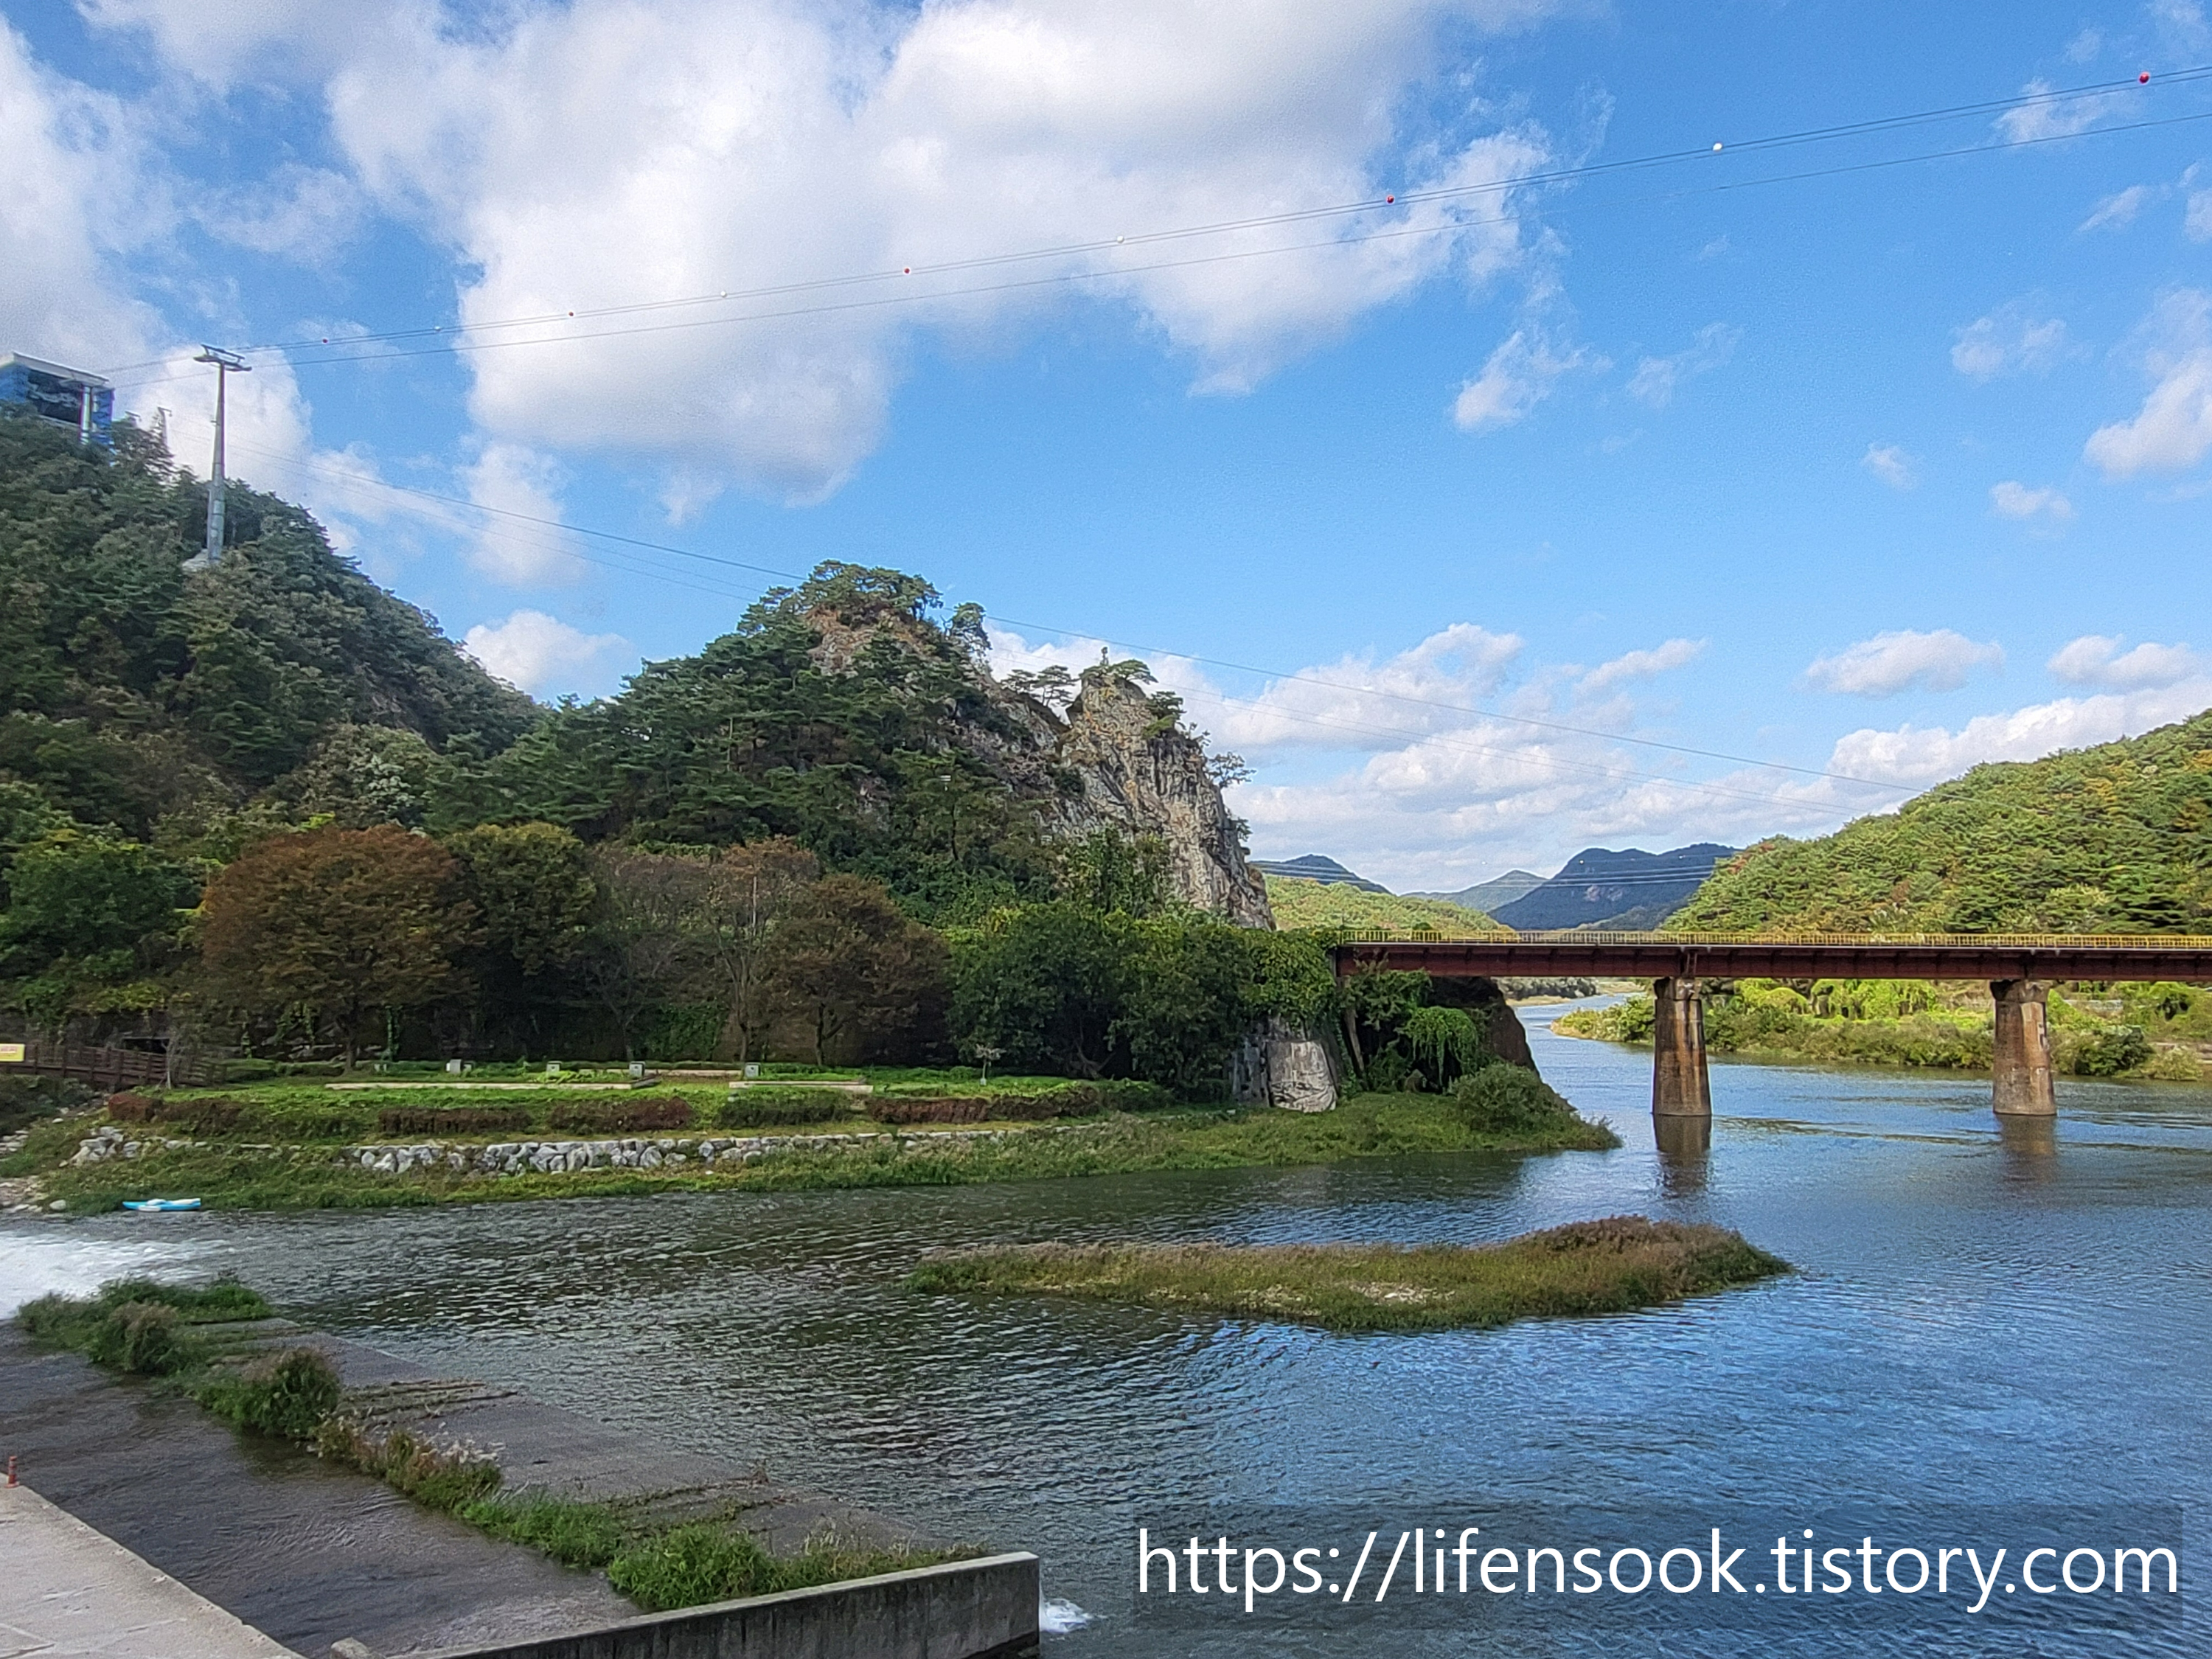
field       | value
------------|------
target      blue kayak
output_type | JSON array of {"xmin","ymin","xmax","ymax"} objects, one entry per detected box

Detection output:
[{"xmin": 120, "ymin": 1197, "xmax": 202, "ymax": 1212}]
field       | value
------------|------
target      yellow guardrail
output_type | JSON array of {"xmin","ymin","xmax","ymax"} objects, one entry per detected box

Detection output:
[{"xmin": 1336, "ymin": 929, "xmax": 2212, "ymax": 948}]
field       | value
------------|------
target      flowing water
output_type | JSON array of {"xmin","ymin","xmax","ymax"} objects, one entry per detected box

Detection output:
[{"xmin": 4, "ymin": 1003, "xmax": 2206, "ymax": 1656}]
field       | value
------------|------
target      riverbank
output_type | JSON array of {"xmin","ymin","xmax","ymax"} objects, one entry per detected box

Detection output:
[
  {"xmin": 14, "ymin": 1279, "xmax": 959, "ymax": 1620},
  {"xmin": 1554, "ymin": 983, "xmax": 2211, "ymax": 1081},
  {"xmin": 907, "ymin": 1217, "xmax": 1788, "ymax": 1333},
  {"xmin": 10, "ymin": 1090, "xmax": 1619, "ymax": 1214}
]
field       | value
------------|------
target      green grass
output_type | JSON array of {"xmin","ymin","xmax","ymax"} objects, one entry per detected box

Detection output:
[
  {"xmin": 38, "ymin": 1093, "xmax": 1617, "ymax": 1212},
  {"xmin": 908, "ymin": 1217, "xmax": 1790, "ymax": 1333}
]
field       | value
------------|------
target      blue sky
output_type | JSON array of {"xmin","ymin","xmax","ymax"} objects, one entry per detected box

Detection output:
[{"xmin": 6, "ymin": 0, "xmax": 2211, "ymax": 891}]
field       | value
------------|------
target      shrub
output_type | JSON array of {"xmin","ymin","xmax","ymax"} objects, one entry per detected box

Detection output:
[
  {"xmin": 610, "ymin": 1524, "xmax": 783, "ymax": 1610},
  {"xmin": 546, "ymin": 1094, "xmax": 692, "ymax": 1133},
  {"xmin": 717, "ymin": 1088, "xmax": 849, "ymax": 1128},
  {"xmin": 1452, "ymin": 1065, "xmax": 1579, "ymax": 1133},
  {"xmin": 2073, "ymin": 1025, "xmax": 2153, "ymax": 1077},
  {"xmin": 375, "ymin": 1106, "xmax": 533, "ymax": 1136},
  {"xmin": 317, "ymin": 1420, "xmax": 502, "ymax": 1511},
  {"xmin": 86, "ymin": 1301, "xmax": 193, "ymax": 1374},
  {"xmin": 198, "ymin": 1348, "xmax": 342, "ymax": 1440}
]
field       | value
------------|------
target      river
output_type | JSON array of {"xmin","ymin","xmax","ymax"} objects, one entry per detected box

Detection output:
[{"xmin": 3, "ymin": 1002, "xmax": 2205, "ymax": 1656}]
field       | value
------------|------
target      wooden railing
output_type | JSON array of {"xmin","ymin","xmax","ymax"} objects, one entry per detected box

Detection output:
[{"xmin": 0, "ymin": 1040, "xmax": 215, "ymax": 1090}]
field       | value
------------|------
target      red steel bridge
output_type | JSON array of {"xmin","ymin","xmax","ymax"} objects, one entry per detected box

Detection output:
[{"xmin": 1329, "ymin": 931, "xmax": 2212, "ymax": 1120}]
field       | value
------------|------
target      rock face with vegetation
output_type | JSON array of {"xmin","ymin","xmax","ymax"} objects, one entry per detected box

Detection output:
[
  {"xmin": 1677, "ymin": 712, "xmax": 2212, "ymax": 933},
  {"xmin": 1048, "ymin": 669, "xmax": 1271, "ymax": 928}
]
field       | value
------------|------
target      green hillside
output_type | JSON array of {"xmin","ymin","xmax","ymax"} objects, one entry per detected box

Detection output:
[
  {"xmin": 0, "ymin": 410, "xmax": 537, "ymax": 843},
  {"xmin": 1264, "ymin": 877, "xmax": 1500, "ymax": 933},
  {"xmin": 1677, "ymin": 710, "xmax": 2212, "ymax": 933}
]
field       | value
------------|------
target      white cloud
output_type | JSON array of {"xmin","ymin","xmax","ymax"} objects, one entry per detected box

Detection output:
[
  {"xmin": 198, "ymin": 163, "xmax": 364, "ymax": 262},
  {"xmin": 2084, "ymin": 289, "xmax": 2212, "ymax": 477},
  {"xmin": 459, "ymin": 445, "xmax": 588, "ymax": 585},
  {"xmin": 2152, "ymin": 0, "xmax": 2212, "ymax": 54},
  {"xmin": 2047, "ymin": 634, "xmax": 2204, "ymax": 689},
  {"xmin": 2065, "ymin": 27, "xmax": 2104, "ymax": 61},
  {"xmin": 1452, "ymin": 328, "xmax": 1605, "ymax": 431},
  {"xmin": 1826, "ymin": 677, "xmax": 2212, "ymax": 785},
  {"xmin": 144, "ymin": 0, "xmax": 1571, "ymax": 504},
  {"xmin": 1862, "ymin": 443, "xmax": 1916, "ymax": 489},
  {"xmin": 1994, "ymin": 77, "xmax": 2121, "ymax": 144},
  {"xmin": 1950, "ymin": 305, "xmax": 2068, "ymax": 380},
  {"xmin": 0, "ymin": 18, "xmax": 172, "ymax": 375},
  {"xmin": 1579, "ymin": 638, "xmax": 1705, "ymax": 694},
  {"xmin": 463, "ymin": 610, "xmax": 631, "ymax": 697},
  {"xmin": 1804, "ymin": 630, "xmax": 2005, "ymax": 698},
  {"xmin": 1625, "ymin": 322, "xmax": 1739, "ymax": 408},
  {"xmin": 1989, "ymin": 480, "xmax": 2074, "ymax": 523},
  {"xmin": 2188, "ymin": 190, "xmax": 2212, "ymax": 242},
  {"xmin": 2081, "ymin": 183, "xmax": 2155, "ymax": 232}
]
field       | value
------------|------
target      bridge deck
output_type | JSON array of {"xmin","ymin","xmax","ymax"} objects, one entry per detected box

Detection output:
[{"xmin": 1332, "ymin": 931, "xmax": 2212, "ymax": 981}]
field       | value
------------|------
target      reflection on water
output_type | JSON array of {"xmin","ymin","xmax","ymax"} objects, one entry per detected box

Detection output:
[
  {"xmin": 1649, "ymin": 1113, "xmax": 1711, "ymax": 1194},
  {"xmin": 4, "ymin": 1001, "xmax": 2208, "ymax": 1657}
]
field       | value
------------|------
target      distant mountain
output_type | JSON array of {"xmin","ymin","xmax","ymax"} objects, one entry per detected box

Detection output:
[
  {"xmin": 1492, "ymin": 844, "xmax": 1739, "ymax": 931},
  {"xmin": 1250, "ymin": 854, "xmax": 1386, "ymax": 893},
  {"xmin": 1411, "ymin": 869, "xmax": 1546, "ymax": 914}
]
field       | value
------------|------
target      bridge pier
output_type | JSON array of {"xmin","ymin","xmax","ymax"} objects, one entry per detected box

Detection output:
[
  {"xmin": 1651, "ymin": 976, "xmax": 1711, "ymax": 1116},
  {"xmin": 1991, "ymin": 978, "xmax": 2056, "ymax": 1116}
]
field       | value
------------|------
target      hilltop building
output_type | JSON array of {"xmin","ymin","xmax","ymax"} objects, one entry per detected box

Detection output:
[{"xmin": 0, "ymin": 354, "xmax": 113, "ymax": 448}]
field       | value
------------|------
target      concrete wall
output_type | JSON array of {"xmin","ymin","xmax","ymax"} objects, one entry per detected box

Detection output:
[{"xmin": 405, "ymin": 1553, "xmax": 1040, "ymax": 1659}]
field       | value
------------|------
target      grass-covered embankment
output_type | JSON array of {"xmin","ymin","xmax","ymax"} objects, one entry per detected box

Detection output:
[
  {"xmin": 1554, "ymin": 978, "xmax": 2211, "ymax": 1082},
  {"xmin": 908, "ymin": 1217, "xmax": 1790, "ymax": 1333},
  {"xmin": 15, "ymin": 1279, "xmax": 961, "ymax": 1612},
  {"xmin": 29, "ymin": 1085, "xmax": 1618, "ymax": 1213}
]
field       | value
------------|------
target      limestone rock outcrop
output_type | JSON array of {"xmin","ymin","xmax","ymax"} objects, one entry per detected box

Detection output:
[{"xmin": 1047, "ymin": 675, "xmax": 1273, "ymax": 928}]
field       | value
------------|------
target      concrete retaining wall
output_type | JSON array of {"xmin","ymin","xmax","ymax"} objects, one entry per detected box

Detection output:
[{"xmin": 405, "ymin": 1553, "xmax": 1041, "ymax": 1659}]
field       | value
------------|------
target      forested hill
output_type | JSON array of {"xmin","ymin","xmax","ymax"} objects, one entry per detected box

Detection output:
[
  {"xmin": 0, "ymin": 411, "xmax": 536, "ymax": 841},
  {"xmin": 1677, "ymin": 710, "xmax": 2212, "ymax": 933},
  {"xmin": 0, "ymin": 411, "xmax": 1267, "ymax": 930}
]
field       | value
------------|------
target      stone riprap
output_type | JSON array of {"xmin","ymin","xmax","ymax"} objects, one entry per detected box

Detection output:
[{"xmin": 67, "ymin": 1125, "xmax": 1050, "ymax": 1176}]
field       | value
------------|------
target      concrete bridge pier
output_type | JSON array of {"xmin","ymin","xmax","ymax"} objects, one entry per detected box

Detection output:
[
  {"xmin": 1652, "ymin": 975, "xmax": 1711, "ymax": 1117},
  {"xmin": 1991, "ymin": 978, "xmax": 2057, "ymax": 1116}
]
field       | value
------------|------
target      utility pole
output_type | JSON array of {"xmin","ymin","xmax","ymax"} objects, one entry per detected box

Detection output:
[{"xmin": 184, "ymin": 347, "xmax": 249, "ymax": 572}]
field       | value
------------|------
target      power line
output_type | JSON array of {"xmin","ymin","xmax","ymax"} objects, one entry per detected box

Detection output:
[
  {"xmin": 231, "ymin": 440, "xmax": 1912, "ymax": 810},
  {"xmin": 97, "ymin": 102, "xmax": 2212, "ymax": 397},
  {"xmin": 99, "ymin": 63, "xmax": 2194, "ymax": 375}
]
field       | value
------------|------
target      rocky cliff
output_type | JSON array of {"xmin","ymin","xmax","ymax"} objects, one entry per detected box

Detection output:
[
  {"xmin": 1048, "ymin": 671, "xmax": 1273, "ymax": 928},
  {"xmin": 785, "ymin": 567, "xmax": 1272, "ymax": 927}
]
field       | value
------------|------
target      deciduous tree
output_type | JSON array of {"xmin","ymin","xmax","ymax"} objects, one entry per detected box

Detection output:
[{"xmin": 196, "ymin": 826, "xmax": 476, "ymax": 1064}]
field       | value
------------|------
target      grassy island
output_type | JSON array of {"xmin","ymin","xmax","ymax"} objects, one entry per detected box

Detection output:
[
  {"xmin": 905, "ymin": 1217, "xmax": 1788, "ymax": 1333},
  {"xmin": 7, "ymin": 1074, "xmax": 1619, "ymax": 1214}
]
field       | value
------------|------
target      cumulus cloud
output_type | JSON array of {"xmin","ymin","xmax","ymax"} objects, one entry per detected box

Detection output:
[
  {"xmin": 141, "ymin": 0, "xmax": 1568, "ymax": 503},
  {"xmin": 1625, "ymin": 322, "xmax": 1739, "ymax": 408},
  {"xmin": 1950, "ymin": 305, "xmax": 2068, "ymax": 380},
  {"xmin": 2047, "ymin": 633, "xmax": 2204, "ymax": 689},
  {"xmin": 1989, "ymin": 481, "xmax": 2073, "ymax": 523},
  {"xmin": 1862, "ymin": 443, "xmax": 1916, "ymax": 489},
  {"xmin": 463, "ymin": 610, "xmax": 632, "ymax": 697},
  {"xmin": 1804, "ymin": 630, "xmax": 2005, "ymax": 698},
  {"xmin": 1452, "ymin": 328, "xmax": 1605, "ymax": 431},
  {"xmin": 459, "ymin": 445, "xmax": 589, "ymax": 585},
  {"xmin": 1826, "ymin": 675, "xmax": 2212, "ymax": 786},
  {"xmin": 2085, "ymin": 289, "xmax": 2212, "ymax": 477},
  {"xmin": 198, "ymin": 163, "xmax": 365, "ymax": 262}
]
